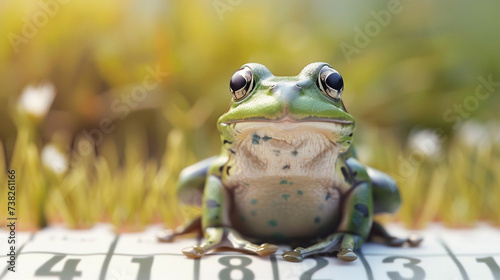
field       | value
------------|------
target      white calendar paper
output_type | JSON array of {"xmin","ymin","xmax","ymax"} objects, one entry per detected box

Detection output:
[{"xmin": 1, "ymin": 223, "xmax": 499, "ymax": 280}]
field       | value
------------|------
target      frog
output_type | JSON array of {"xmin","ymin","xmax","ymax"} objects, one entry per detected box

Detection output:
[{"xmin": 158, "ymin": 62, "xmax": 421, "ymax": 262}]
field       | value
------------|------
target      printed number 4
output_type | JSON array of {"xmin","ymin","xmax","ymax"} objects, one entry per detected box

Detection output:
[{"xmin": 35, "ymin": 255, "xmax": 81, "ymax": 280}]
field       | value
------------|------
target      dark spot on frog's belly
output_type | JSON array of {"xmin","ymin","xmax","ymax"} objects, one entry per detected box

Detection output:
[{"xmin": 252, "ymin": 133, "xmax": 261, "ymax": 144}]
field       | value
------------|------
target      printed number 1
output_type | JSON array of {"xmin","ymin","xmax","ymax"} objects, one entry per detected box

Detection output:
[
  {"xmin": 476, "ymin": 257, "xmax": 500, "ymax": 279},
  {"xmin": 35, "ymin": 255, "xmax": 82, "ymax": 280},
  {"xmin": 132, "ymin": 256, "xmax": 154, "ymax": 280}
]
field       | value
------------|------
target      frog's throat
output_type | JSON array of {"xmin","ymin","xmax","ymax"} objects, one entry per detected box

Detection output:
[
  {"xmin": 219, "ymin": 119, "xmax": 354, "ymax": 154},
  {"xmin": 219, "ymin": 120, "xmax": 353, "ymax": 182}
]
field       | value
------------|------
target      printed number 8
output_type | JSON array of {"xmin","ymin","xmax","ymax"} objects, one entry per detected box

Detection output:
[{"xmin": 218, "ymin": 256, "xmax": 254, "ymax": 280}]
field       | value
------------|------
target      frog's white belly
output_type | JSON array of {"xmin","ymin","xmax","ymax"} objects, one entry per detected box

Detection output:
[
  {"xmin": 229, "ymin": 178, "xmax": 341, "ymax": 239},
  {"xmin": 223, "ymin": 124, "xmax": 347, "ymax": 239}
]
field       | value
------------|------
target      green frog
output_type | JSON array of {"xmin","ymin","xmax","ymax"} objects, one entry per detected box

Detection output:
[{"xmin": 158, "ymin": 62, "xmax": 421, "ymax": 262}]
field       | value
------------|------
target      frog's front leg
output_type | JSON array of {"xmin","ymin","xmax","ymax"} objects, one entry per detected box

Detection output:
[
  {"xmin": 182, "ymin": 175, "xmax": 279, "ymax": 258},
  {"xmin": 283, "ymin": 180, "xmax": 373, "ymax": 263}
]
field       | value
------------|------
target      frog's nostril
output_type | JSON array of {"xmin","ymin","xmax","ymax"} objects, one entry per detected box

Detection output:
[
  {"xmin": 295, "ymin": 79, "xmax": 310, "ymax": 90},
  {"xmin": 275, "ymin": 84, "xmax": 300, "ymax": 103}
]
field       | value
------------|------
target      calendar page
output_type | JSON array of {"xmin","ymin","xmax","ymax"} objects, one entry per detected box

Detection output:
[{"xmin": 1, "ymin": 223, "xmax": 499, "ymax": 280}]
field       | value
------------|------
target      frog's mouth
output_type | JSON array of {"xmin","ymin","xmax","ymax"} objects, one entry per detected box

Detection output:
[{"xmin": 220, "ymin": 117, "xmax": 354, "ymax": 149}]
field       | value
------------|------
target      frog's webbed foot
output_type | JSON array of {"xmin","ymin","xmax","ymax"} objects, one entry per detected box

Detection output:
[
  {"xmin": 182, "ymin": 227, "xmax": 279, "ymax": 259},
  {"xmin": 282, "ymin": 232, "xmax": 363, "ymax": 263},
  {"xmin": 157, "ymin": 217, "xmax": 202, "ymax": 242},
  {"xmin": 369, "ymin": 221, "xmax": 423, "ymax": 247}
]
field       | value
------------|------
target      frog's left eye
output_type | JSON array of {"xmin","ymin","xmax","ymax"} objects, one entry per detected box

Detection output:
[
  {"xmin": 317, "ymin": 66, "xmax": 344, "ymax": 100},
  {"xmin": 230, "ymin": 67, "xmax": 254, "ymax": 101}
]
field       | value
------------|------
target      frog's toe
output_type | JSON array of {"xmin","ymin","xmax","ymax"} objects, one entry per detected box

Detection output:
[
  {"xmin": 157, "ymin": 229, "xmax": 175, "ymax": 242},
  {"xmin": 370, "ymin": 221, "xmax": 423, "ymax": 248},
  {"xmin": 182, "ymin": 245, "xmax": 205, "ymax": 259},
  {"xmin": 337, "ymin": 248, "xmax": 358, "ymax": 262},
  {"xmin": 387, "ymin": 237, "xmax": 408, "ymax": 247},
  {"xmin": 282, "ymin": 247, "xmax": 305, "ymax": 262},
  {"xmin": 408, "ymin": 234, "xmax": 423, "ymax": 247},
  {"xmin": 386, "ymin": 234, "xmax": 423, "ymax": 247},
  {"xmin": 256, "ymin": 243, "xmax": 279, "ymax": 256}
]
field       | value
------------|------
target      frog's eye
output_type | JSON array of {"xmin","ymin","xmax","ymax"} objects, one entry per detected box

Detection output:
[
  {"xmin": 230, "ymin": 67, "xmax": 254, "ymax": 101},
  {"xmin": 317, "ymin": 66, "xmax": 344, "ymax": 100}
]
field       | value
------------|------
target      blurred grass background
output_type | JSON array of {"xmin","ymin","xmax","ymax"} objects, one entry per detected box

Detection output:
[{"xmin": 0, "ymin": 0, "xmax": 499, "ymax": 231}]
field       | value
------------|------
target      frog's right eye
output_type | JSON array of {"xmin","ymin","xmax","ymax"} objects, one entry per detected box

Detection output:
[
  {"xmin": 230, "ymin": 67, "xmax": 254, "ymax": 101},
  {"xmin": 317, "ymin": 66, "xmax": 343, "ymax": 101}
]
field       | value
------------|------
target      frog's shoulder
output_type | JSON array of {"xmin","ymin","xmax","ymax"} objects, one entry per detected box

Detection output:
[
  {"xmin": 341, "ymin": 145, "xmax": 358, "ymax": 159},
  {"xmin": 177, "ymin": 154, "xmax": 227, "ymax": 205},
  {"xmin": 341, "ymin": 146, "xmax": 371, "ymax": 185},
  {"xmin": 207, "ymin": 152, "xmax": 230, "ymax": 177}
]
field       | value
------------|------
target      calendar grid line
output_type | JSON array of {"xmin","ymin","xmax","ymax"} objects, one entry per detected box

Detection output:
[
  {"xmin": 193, "ymin": 236, "xmax": 201, "ymax": 280},
  {"xmin": 2, "ymin": 252, "xmax": 183, "ymax": 257},
  {"xmin": 3, "ymin": 250, "xmax": 500, "ymax": 258},
  {"xmin": 358, "ymin": 248, "xmax": 374, "ymax": 280},
  {"xmin": 438, "ymin": 236, "xmax": 470, "ymax": 280},
  {"xmin": 0, "ymin": 232, "xmax": 34, "ymax": 280},
  {"xmin": 270, "ymin": 254, "xmax": 280, "ymax": 280},
  {"xmin": 98, "ymin": 234, "xmax": 120, "ymax": 280},
  {"xmin": 3, "ymin": 225, "xmax": 500, "ymax": 279},
  {"xmin": 3, "ymin": 234, "xmax": 500, "ymax": 279},
  {"xmin": 358, "ymin": 253, "xmax": 500, "ymax": 257}
]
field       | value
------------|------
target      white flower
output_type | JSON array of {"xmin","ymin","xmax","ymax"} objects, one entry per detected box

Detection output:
[
  {"xmin": 486, "ymin": 121, "xmax": 500, "ymax": 144},
  {"xmin": 407, "ymin": 128, "xmax": 443, "ymax": 158},
  {"xmin": 456, "ymin": 120, "xmax": 491, "ymax": 148},
  {"xmin": 41, "ymin": 144, "xmax": 68, "ymax": 175},
  {"xmin": 17, "ymin": 82, "xmax": 56, "ymax": 118}
]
